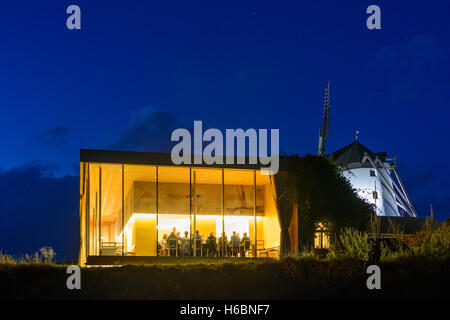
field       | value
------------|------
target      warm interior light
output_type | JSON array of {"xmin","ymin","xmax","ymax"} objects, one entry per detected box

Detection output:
[
  {"xmin": 157, "ymin": 214, "xmax": 191, "ymax": 238},
  {"xmin": 120, "ymin": 213, "xmax": 261, "ymax": 244},
  {"xmin": 117, "ymin": 213, "xmax": 156, "ymax": 243}
]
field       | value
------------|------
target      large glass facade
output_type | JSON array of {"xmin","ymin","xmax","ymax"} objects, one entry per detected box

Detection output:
[{"xmin": 80, "ymin": 162, "xmax": 281, "ymax": 261}]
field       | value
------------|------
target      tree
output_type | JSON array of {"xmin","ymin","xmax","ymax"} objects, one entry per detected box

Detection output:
[{"xmin": 284, "ymin": 154, "xmax": 374, "ymax": 249}]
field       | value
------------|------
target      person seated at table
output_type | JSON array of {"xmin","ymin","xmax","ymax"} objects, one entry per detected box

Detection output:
[
  {"xmin": 191, "ymin": 230, "xmax": 202, "ymax": 245},
  {"xmin": 167, "ymin": 230, "xmax": 178, "ymax": 256},
  {"xmin": 206, "ymin": 232, "xmax": 217, "ymax": 257},
  {"xmin": 192, "ymin": 230, "xmax": 202, "ymax": 240},
  {"xmin": 168, "ymin": 230, "xmax": 178, "ymax": 240},
  {"xmin": 230, "ymin": 231, "xmax": 240, "ymax": 257},
  {"xmin": 160, "ymin": 234, "xmax": 168, "ymax": 256},
  {"xmin": 218, "ymin": 232, "xmax": 228, "ymax": 257},
  {"xmin": 240, "ymin": 232, "xmax": 251, "ymax": 257},
  {"xmin": 191, "ymin": 230, "xmax": 203, "ymax": 256},
  {"xmin": 180, "ymin": 231, "xmax": 191, "ymax": 256},
  {"xmin": 201, "ymin": 233, "xmax": 208, "ymax": 256}
]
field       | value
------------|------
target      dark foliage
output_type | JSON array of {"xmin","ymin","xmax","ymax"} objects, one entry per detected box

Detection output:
[
  {"xmin": 0, "ymin": 257, "xmax": 448, "ymax": 299},
  {"xmin": 284, "ymin": 154, "xmax": 374, "ymax": 247}
]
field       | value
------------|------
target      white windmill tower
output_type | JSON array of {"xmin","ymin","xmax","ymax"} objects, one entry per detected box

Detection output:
[{"xmin": 316, "ymin": 83, "xmax": 417, "ymax": 217}]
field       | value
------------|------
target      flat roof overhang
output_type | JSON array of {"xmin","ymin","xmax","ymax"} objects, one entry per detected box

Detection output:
[{"xmin": 80, "ymin": 149, "xmax": 288, "ymax": 171}]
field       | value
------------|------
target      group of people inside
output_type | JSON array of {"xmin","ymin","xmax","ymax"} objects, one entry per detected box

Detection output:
[{"xmin": 159, "ymin": 227, "xmax": 251, "ymax": 257}]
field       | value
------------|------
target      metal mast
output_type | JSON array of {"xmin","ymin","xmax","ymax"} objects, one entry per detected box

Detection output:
[{"xmin": 317, "ymin": 81, "xmax": 330, "ymax": 156}]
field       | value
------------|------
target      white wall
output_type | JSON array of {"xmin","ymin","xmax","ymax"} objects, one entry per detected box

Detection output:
[{"xmin": 342, "ymin": 165, "xmax": 399, "ymax": 217}]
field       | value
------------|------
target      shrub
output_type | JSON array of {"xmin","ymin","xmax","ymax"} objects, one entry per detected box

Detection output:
[
  {"xmin": 39, "ymin": 247, "xmax": 56, "ymax": 263},
  {"xmin": 0, "ymin": 251, "xmax": 15, "ymax": 264},
  {"xmin": 375, "ymin": 222, "xmax": 449, "ymax": 260},
  {"xmin": 0, "ymin": 247, "xmax": 56, "ymax": 264},
  {"xmin": 379, "ymin": 238, "xmax": 408, "ymax": 260},
  {"xmin": 407, "ymin": 223, "xmax": 450, "ymax": 258},
  {"xmin": 328, "ymin": 227, "xmax": 371, "ymax": 260},
  {"xmin": 299, "ymin": 245, "xmax": 317, "ymax": 258}
]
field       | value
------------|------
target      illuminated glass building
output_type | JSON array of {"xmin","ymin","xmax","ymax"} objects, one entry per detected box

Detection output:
[{"xmin": 78, "ymin": 149, "xmax": 290, "ymax": 265}]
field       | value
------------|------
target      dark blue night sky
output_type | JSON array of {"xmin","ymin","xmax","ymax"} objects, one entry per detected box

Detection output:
[{"xmin": 0, "ymin": 1, "xmax": 449, "ymax": 260}]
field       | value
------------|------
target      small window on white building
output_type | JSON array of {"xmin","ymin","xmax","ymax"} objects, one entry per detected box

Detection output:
[
  {"xmin": 370, "ymin": 170, "xmax": 376, "ymax": 177},
  {"xmin": 372, "ymin": 191, "xmax": 378, "ymax": 199}
]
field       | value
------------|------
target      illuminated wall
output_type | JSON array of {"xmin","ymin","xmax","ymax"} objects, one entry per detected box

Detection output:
[
  {"xmin": 342, "ymin": 164, "xmax": 399, "ymax": 217},
  {"xmin": 262, "ymin": 177, "xmax": 280, "ymax": 249}
]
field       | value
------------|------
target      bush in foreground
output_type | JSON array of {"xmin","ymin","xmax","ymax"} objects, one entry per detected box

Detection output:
[
  {"xmin": 0, "ymin": 256, "xmax": 448, "ymax": 299},
  {"xmin": 0, "ymin": 247, "xmax": 56, "ymax": 265},
  {"xmin": 328, "ymin": 222, "xmax": 450, "ymax": 262}
]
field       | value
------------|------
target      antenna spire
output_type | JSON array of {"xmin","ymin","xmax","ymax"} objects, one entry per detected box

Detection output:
[
  {"xmin": 317, "ymin": 81, "xmax": 330, "ymax": 156},
  {"xmin": 355, "ymin": 130, "xmax": 359, "ymax": 141}
]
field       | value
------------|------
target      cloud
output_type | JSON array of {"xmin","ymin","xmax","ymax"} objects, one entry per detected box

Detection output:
[
  {"xmin": 0, "ymin": 161, "xmax": 78, "ymax": 261},
  {"xmin": 372, "ymin": 33, "xmax": 444, "ymax": 72},
  {"xmin": 368, "ymin": 33, "xmax": 445, "ymax": 104},
  {"xmin": 35, "ymin": 126, "xmax": 70, "ymax": 146},
  {"xmin": 110, "ymin": 107, "xmax": 182, "ymax": 153}
]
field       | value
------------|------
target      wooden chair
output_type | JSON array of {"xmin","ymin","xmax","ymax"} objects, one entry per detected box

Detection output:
[
  {"xmin": 194, "ymin": 239, "xmax": 202, "ymax": 257},
  {"xmin": 206, "ymin": 242, "xmax": 218, "ymax": 257},
  {"xmin": 168, "ymin": 239, "xmax": 178, "ymax": 256},
  {"xmin": 249, "ymin": 240, "xmax": 264, "ymax": 257},
  {"xmin": 231, "ymin": 239, "xmax": 240, "ymax": 258},
  {"xmin": 242, "ymin": 240, "xmax": 251, "ymax": 257},
  {"xmin": 100, "ymin": 242, "xmax": 116, "ymax": 256},
  {"xmin": 218, "ymin": 240, "xmax": 228, "ymax": 257},
  {"xmin": 256, "ymin": 240, "xmax": 265, "ymax": 257}
]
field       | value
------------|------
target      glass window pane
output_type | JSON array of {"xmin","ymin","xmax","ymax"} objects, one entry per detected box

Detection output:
[
  {"xmin": 158, "ymin": 166, "xmax": 191, "ymax": 257},
  {"xmin": 99, "ymin": 164, "xmax": 123, "ymax": 256},
  {"xmin": 224, "ymin": 169, "xmax": 255, "ymax": 257},
  {"xmin": 256, "ymin": 172, "xmax": 280, "ymax": 257},
  {"xmin": 88, "ymin": 163, "xmax": 100, "ymax": 256},
  {"xmin": 192, "ymin": 168, "xmax": 222, "ymax": 257},
  {"xmin": 123, "ymin": 164, "xmax": 157, "ymax": 256},
  {"xmin": 79, "ymin": 162, "xmax": 88, "ymax": 263}
]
